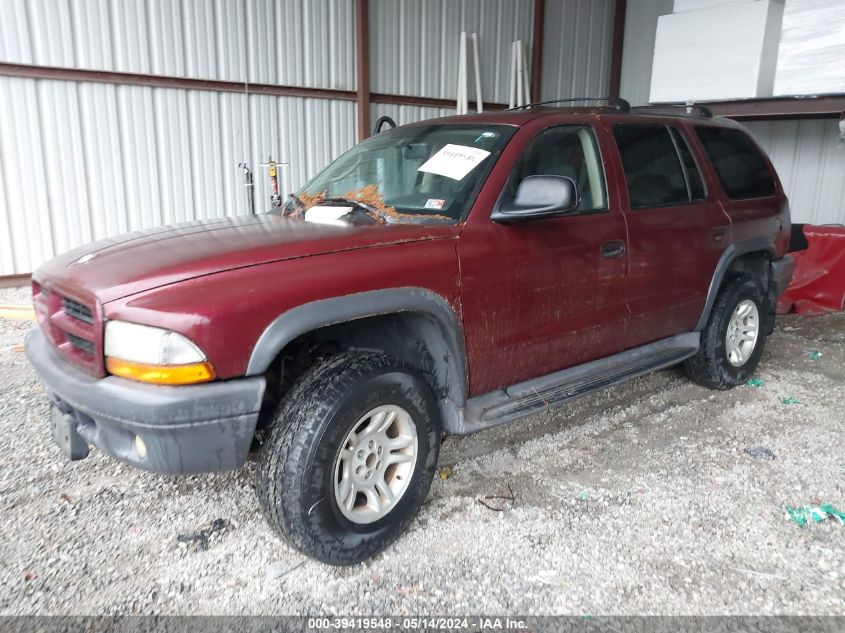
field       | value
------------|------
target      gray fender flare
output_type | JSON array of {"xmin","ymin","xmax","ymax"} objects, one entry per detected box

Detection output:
[
  {"xmin": 245, "ymin": 287, "xmax": 469, "ymax": 430},
  {"xmin": 694, "ymin": 237, "xmax": 775, "ymax": 332}
]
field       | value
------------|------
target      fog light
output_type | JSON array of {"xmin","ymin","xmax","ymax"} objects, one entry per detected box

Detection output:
[{"xmin": 134, "ymin": 435, "xmax": 147, "ymax": 460}]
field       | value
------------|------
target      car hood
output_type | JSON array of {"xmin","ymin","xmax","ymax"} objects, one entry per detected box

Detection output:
[{"xmin": 34, "ymin": 214, "xmax": 459, "ymax": 304}]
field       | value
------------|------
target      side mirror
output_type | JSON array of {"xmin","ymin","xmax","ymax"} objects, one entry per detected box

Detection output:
[{"xmin": 492, "ymin": 175, "xmax": 579, "ymax": 223}]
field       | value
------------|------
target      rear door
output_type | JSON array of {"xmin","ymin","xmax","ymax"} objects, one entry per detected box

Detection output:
[
  {"xmin": 693, "ymin": 125, "xmax": 789, "ymax": 254},
  {"xmin": 609, "ymin": 121, "xmax": 730, "ymax": 348}
]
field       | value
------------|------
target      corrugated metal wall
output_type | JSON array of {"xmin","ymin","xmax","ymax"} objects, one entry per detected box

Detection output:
[
  {"xmin": 369, "ymin": 0, "xmax": 535, "ymax": 104},
  {"xmin": 0, "ymin": 0, "xmax": 356, "ymax": 89},
  {"xmin": 0, "ymin": 75, "xmax": 356, "ymax": 275},
  {"xmin": 540, "ymin": 0, "xmax": 616, "ymax": 101},
  {"xmin": 369, "ymin": 0, "xmax": 617, "ymax": 106},
  {"xmin": 0, "ymin": 0, "xmax": 358, "ymax": 275},
  {"xmin": 744, "ymin": 119, "xmax": 845, "ymax": 226}
]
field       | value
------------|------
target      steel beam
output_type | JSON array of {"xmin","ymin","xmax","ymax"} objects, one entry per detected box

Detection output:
[
  {"xmin": 530, "ymin": 0, "xmax": 545, "ymax": 102},
  {"xmin": 355, "ymin": 0, "xmax": 372, "ymax": 141}
]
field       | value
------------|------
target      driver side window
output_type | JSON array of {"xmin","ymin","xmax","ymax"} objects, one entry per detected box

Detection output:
[{"xmin": 509, "ymin": 125, "xmax": 608, "ymax": 213}]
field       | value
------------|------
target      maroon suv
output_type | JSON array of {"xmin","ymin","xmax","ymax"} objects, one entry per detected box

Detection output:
[{"xmin": 26, "ymin": 99, "xmax": 793, "ymax": 564}]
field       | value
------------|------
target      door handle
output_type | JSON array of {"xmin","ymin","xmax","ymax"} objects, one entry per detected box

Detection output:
[{"xmin": 600, "ymin": 240, "xmax": 625, "ymax": 259}]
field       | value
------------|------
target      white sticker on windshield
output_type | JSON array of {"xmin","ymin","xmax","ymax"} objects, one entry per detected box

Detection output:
[
  {"xmin": 304, "ymin": 206, "xmax": 352, "ymax": 225},
  {"xmin": 418, "ymin": 144, "xmax": 491, "ymax": 181}
]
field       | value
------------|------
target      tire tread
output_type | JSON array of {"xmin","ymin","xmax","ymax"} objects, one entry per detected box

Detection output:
[
  {"xmin": 685, "ymin": 274, "xmax": 768, "ymax": 389},
  {"xmin": 257, "ymin": 352, "xmax": 438, "ymax": 564}
]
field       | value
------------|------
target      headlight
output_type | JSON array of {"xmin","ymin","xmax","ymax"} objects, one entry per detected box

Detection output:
[{"xmin": 104, "ymin": 320, "xmax": 215, "ymax": 385}]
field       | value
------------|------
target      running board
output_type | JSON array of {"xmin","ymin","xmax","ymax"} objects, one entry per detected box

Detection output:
[{"xmin": 456, "ymin": 333, "xmax": 699, "ymax": 434}]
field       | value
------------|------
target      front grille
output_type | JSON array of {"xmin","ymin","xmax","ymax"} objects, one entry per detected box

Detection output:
[
  {"xmin": 66, "ymin": 332, "xmax": 96, "ymax": 355},
  {"xmin": 34, "ymin": 284, "xmax": 104, "ymax": 376},
  {"xmin": 62, "ymin": 297, "xmax": 94, "ymax": 324}
]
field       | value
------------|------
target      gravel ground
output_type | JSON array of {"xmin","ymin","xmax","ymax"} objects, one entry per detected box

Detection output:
[{"xmin": 0, "ymin": 285, "xmax": 843, "ymax": 616}]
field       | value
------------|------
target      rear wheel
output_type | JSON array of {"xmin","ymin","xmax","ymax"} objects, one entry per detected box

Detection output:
[
  {"xmin": 257, "ymin": 352, "xmax": 441, "ymax": 565},
  {"xmin": 685, "ymin": 275, "xmax": 768, "ymax": 389}
]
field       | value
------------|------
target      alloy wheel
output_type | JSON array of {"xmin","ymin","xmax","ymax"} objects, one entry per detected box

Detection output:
[{"xmin": 333, "ymin": 404, "xmax": 418, "ymax": 524}]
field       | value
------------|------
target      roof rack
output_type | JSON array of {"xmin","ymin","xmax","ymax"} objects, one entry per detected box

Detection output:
[
  {"xmin": 631, "ymin": 103, "xmax": 714, "ymax": 118},
  {"xmin": 507, "ymin": 97, "xmax": 631, "ymax": 113}
]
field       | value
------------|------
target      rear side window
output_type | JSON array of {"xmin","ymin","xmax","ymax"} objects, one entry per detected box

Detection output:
[
  {"xmin": 613, "ymin": 124, "xmax": 690, "ymax": 208},
  {"xmin": 695, "ymin": 126, "xmax": 775, "ymax": 199}
]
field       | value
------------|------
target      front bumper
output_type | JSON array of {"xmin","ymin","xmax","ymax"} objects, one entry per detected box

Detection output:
[{"xmin": 25, "ymin": 327, "xmax": 266, "ymax": 474}]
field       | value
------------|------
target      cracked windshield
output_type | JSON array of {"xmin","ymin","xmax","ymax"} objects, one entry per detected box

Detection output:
[{"xmin": 282, "ymin": 124, "xmax": 515, "ymax": 224}]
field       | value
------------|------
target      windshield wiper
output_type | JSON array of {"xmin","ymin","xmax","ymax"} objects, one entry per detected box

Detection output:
[
  {"xmin": 290, "ymin": 193, "xmax": 377, "ymax": 216},
  {"xmin": 295, "ymin": 196, "xmax": 383, "ymax": 225},
  {"xmin": 320, "ymin": 197, "xmax": 379, "ymax": 215}
]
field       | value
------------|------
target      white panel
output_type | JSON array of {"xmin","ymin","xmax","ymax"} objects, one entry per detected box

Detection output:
[
  {"xmin": 650, "ymin": 1, "xmax": 784, "ymax": 102},
  {"xmin": 745, "ymin": 119, "xmax": 845, "ymax": 226},
  {"xmin": 673, "ymin": 0, "xmax": 743, "ymax": 11},
  {"xmin": 774, "ymin": 0, "xmax": 845, "ymax": 96},
  {"xmin": 624, "ymin": 0, "xmax": 845, "ymax": 104},
  {"xmin": 370, "ymin": 0, "xmax": 535, "ymax": 104},
  {"xmin": 541, "ymin": 0, "xmax": 616, "ymax": 101}
]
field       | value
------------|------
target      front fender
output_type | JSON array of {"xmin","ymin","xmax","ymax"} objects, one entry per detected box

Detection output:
[{"xmin": 246, "ymin": 287, "xmax": 469, "ymax": 433}]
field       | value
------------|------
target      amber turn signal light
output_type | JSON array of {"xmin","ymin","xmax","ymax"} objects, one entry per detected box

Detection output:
[{"xmin": 105, "ymin": 357, "xmax": 216, "ymax": 385}]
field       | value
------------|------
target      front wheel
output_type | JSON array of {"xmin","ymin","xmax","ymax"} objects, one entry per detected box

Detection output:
[
  {"xmin": 257, "ymin": 352, "xmax": 441, "ymax": 565},
  {"xmin": 685, "ymin": 275, "xmax": 769, "ymax": 389}
]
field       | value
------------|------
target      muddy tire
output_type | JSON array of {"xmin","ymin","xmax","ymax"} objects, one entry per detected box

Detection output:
[
  {"xmin": 257, "ymin": 352, "xmax": 441, "ymax": 565},
  {"xmin": 685, "ymin": 275, "xmax": 768, "ymax": 390}
]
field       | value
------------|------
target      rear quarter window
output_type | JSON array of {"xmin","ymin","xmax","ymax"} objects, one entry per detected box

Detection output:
[{"xmin": 694, "ymin": 126, "xmax": 776, "ymax": 199}]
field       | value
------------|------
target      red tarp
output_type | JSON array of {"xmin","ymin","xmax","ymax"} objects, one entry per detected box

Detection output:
[{"xmin": 777, "ymin": 225, "xmax": 845, "ymax": 316}]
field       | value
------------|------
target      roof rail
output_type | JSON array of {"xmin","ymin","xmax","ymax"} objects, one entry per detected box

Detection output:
[
  {"xmin": 632, "ymin": 103, "xmax": 714, "ymax": 118},
  {"xmin": 507, "ymin": 96, "xmax": 631, "ymax": 113}
]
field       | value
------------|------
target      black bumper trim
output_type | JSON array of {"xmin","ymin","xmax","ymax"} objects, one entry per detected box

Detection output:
[
  {"xmin": 771, "ymin": 255, "xmax": 795, "ymax": 298},
  {"xmin": 26, "ymin": 327, "xmax": 266, "ymax": 474}
]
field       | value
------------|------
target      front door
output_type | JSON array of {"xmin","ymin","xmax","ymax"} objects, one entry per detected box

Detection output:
[{"xmin": 458, "ymin": 123, "xmax": 629, "ymax": 396}]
